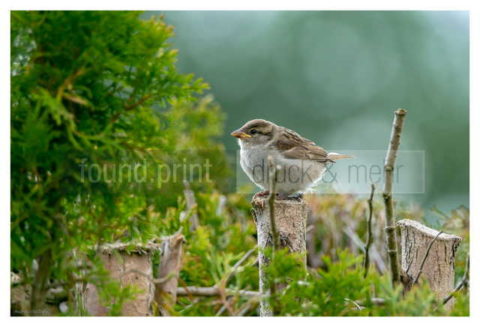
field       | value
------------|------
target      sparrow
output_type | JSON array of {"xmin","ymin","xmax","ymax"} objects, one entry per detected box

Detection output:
[{"xmin": 231, "ymin": 119, "xmax": 351, "ymax": 198}]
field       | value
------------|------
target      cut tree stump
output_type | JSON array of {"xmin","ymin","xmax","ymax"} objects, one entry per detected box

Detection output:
[
  {"xmin": 11, "ymin": 272, "xmax": 66, "ymax": 316},
  {"xmin": 84, "ymin": 242, "xmax": 162, "ymax": 316},
  {"xmin": 252, "ymin": 195, "xmax": 308, "ymax": 316},
  {"xmin": 154, "ymin": 233, "xmax": 185, "ymax": 316},
  {"xmin": 397, "ymin": 219, "xmax": 462, "ymax": 308}
]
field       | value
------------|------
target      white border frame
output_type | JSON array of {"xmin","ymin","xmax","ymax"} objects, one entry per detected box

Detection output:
[{"xmin": 1, "ymin": 1, "xmax": 478, "ymax": 325}]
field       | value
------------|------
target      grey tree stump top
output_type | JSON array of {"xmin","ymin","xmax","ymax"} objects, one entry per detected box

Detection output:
[{"xmin": 397, "ymin": 219, "xmax": 462, "ymax": 307}]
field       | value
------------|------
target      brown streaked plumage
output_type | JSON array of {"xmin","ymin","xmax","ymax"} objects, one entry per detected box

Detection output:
[
  {"xmin": 231, "ymin": 119, "xmax": 352, "ymax": 196},
  {"xmin": 275, "ymin": 128, "xmax": 331, "ymax": 163}
]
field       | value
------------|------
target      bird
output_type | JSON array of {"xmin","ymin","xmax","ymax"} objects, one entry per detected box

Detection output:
[{"xmin": 231, "ymin": 119, "xmax": 351, "ymax": 199}]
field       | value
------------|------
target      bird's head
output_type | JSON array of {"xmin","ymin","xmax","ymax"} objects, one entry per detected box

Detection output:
[{"xmin": 231, "ymin": 119, "xmax": 276, "ymax": 146}]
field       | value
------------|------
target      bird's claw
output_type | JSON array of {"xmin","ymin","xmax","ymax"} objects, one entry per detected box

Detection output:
[
  {"xmin": 254, "ymin": 190, "xmax": 270, "ymax": 198},
  {"xmin": 272, "ymin": 192, "xmax": 304, "ymax": 201},
  {"xmin": 254, "ymin": 191, "xmax": 303, "ymax": 201},
  {"xmin": 287, "ymin": 193, "xmax": 303, "ymax": 201}
]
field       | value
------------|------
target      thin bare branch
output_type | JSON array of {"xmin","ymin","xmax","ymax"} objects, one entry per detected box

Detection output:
[
  {"xmin": 383, "ymin": 108, "xmax": 407, "ymax": 284},
  {"xmin": 363, "ymin": 184, "xmax": 375, "ymax": 277},
  {"xmin": 176, "ymin": 286, "xmax": 260, "ymax": 298},
  {"xmin": 223, "ymin": 247, "xmax": 257, "ymax": 286},
  {"xmin": 267, "ymin": 156, "xmax": 280, "ymax": 250}
]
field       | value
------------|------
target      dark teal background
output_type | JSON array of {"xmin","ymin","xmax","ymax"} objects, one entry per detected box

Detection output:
[{"xmin": 146, "ymin": 11, "xmax": 469, "ymax": 211}]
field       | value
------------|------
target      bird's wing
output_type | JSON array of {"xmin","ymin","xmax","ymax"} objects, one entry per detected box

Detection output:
[{"xmin": 274, "ymin": 128, "xmax": 331, "ymax": 162}]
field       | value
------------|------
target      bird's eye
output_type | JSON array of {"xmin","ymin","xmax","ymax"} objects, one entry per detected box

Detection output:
[{"xmin": 250, "ymin": 129, "xmax": 258, "ymax": 135}]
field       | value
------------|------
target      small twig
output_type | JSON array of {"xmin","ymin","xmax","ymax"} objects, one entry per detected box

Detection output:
[
  {"xmin": 56, "ymin": 67, "xmax": 86, "ymax": 99},
  {"xmin": 345, "ymin": 298, "xmax": 363, "ymax": 310},
  {"xmin": 183, "ymin": 180, "xmax": 199, "ymax": 231},
  {"xmin": 343, "ymin": 226, "xmax": 366, "ymax": 250},
  {"xmin": 363, "ymin": 184, "xmax": 375, "ymax": 277},
  {"xmin": 357, "ymin": 297, "xmax": 386, "ymax": 306},
  {"xmin": 383, "ymin": 108, "xmax": 407, "ymax": 284},
  {"xmin": 443, "ymin": 256, "xmax": 469, "ymax": 305},
  {"xmin": 215, "ymin": 246, "xmax": 257, "ymax": 315},
  {"xmin": 223, "ymin": 247, "xmax": 257, "ymax": 286},
  {"xmin": 216, "ymin": 195, "xmax": 227, "ymax": 216},
  {"xmin": 217, "ymin": 290, "xmax": 234, "ymax": 316},
  {"xmin": 413, "ymin": 231, "xmax": 443, "ymax": 285},
  {"xmin": 343, "ymin": 226, "xmax": 386, "ymax": 274},
  {"xmin": 124, "ymin": 94, "xmax": 152, "ymax": 111},
  {"xmin": 215, "ymin": 302, "xmax": 229, "ymax": 316},
  {"xmin": 109, "ymin": 94, "xmax": 153, "ymax": 123},
  {"xmin": 176, "ymin": 286, "xmax": 260, "ymax": 298},
  {"xmin": 235, "ymin": 297, "xmax": 259, "ymax": 316},
  {"xmin": 267, "ymin": 156, "xmax": 280, "ymax": 250}
]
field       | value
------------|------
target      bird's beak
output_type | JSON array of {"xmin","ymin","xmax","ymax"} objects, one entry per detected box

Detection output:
[{"xmin": 231, "ymin": 130, "xmax": 252, "ymax": 139}]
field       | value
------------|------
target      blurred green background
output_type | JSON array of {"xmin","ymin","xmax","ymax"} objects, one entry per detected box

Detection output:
[{"xmin": 146, "ymin": 11, "xmax": 469, "ymax": 211}]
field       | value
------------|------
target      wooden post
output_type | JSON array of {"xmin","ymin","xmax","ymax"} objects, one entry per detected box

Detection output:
[
  {"xmin": 397, "ymin": 219, "xmax": 461, "ymax": 307},
  {"xmin": 154, "ymin": 233, "xmax": 185, "ymax": 315},
  {"xmin": 11, "ymin": 276, "xmax": 64, "ymax": 316},
  {"xmin": 251, "ymin": 196, "xmax": 308, "ymax": 316},
  {"xmin": 84, "ymin": 242, "xmax": 161, "ymax": 316}
]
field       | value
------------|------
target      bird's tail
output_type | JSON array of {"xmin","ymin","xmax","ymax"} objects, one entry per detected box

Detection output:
[{"xmin": 327, "ymin": 152, "xmax": 354, "ymax": 161}]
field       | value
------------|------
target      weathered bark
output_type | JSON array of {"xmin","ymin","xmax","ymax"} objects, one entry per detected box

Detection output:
[
  {"xmin": 84, "ymin": 242, "xmax": 161, "ymax": 316},
  {"xmin": 383, "ymin": 108, "xmax": 407, "ymax": 284},
  {"xmin": 397, "ymin": 219, "xmax": 461, "ymax": 308},
  {"xmin": 251, "ymin": 196, "xmax": 308, "ymax": 316},
  {"xmin": 154, "ymin": 233, "xmax": 185, "ymax": 316}
]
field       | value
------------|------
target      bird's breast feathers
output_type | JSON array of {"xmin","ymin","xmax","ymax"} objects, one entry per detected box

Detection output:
[{"xmin": 239, "ymin": 143, "xmax": 326, "ymax": 193}]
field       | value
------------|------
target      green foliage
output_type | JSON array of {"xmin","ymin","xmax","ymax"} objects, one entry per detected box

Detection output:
[
  {"xmin": 277, "ymin": 251, "xmax": 369, "ymax": 316},
  {"xmin": 11, "ymin": 11, "xmax": 227, "ymax": 313},
  {"xmin": 257, "ymin": 249, "xmax": 467, "ymax": 316},
  {"xmin": 167, "ymin": 193, "xmax": 469, "ymax": 316}
]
